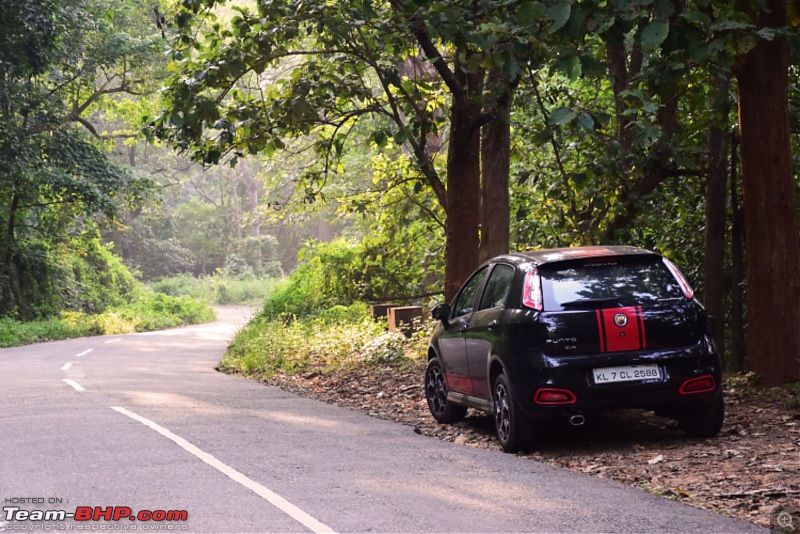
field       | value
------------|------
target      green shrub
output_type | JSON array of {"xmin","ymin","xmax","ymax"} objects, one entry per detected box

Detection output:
[
  {"xmin": 360, "ymin": 331, "xmax": 408, "ymax": 365},
  {"xmin": 220, "ymin": 305, "xmax": 437, "ymax": 378},
  {"xmin": 2, "ymin": 238, "xmax": 142, "ymax": 320},
  {"xmin": 150, "ymin": 273, "xmax": 283, "ymax": 305},
  {"xmin": 0, "ymin": 291, "xmax": 214, "ymax": 348}
]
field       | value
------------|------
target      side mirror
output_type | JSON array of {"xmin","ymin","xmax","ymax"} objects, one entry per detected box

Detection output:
[{"xmin": 431, "ymin": 303, "xmax": 450, "ymax": 322}]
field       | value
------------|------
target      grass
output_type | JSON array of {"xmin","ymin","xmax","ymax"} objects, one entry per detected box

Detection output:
[
  {"xmin": 219, "ymin": 303, "xmax": 433, "ymax": 377},
  {"xmin": 150, "ymin": 274, "xmax": 286, "ymax": 305},
  {"xmin": 0, "ymin": 291, "xmax": 215, "ymax": 348}
]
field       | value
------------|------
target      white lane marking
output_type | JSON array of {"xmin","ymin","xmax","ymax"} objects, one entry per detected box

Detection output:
[
  {"xmin": 111, "ymin": 407, "xmax": 336, "ymax": 534},
  {"xmin": 76, "ymin": 349, "xmax": 93, "ymax": 357},
  {"xmin": 104, "ymin": 338, "xmax": 122, "ymax": 344},
  {"xmin": 63, "ymin": 379, "xmax": 85, "ymax": 392},
  {"xmin": 61, "ymin": 362, "xmax": 73, "ymax": 371}
]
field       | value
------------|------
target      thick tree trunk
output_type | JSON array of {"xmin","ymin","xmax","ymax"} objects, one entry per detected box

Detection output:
[
  {"xmin": 734, "ymin": 1, "xmax": 800, "ymax": 385},
  {"xmin": 444, "ymin": 67, "xmax": 482, "ymax": 303},
  {"xmin": 703, "ymin": 71, "xmax": 731, "ymax": 362},
  {"xmin": 479, "ymin": 89, "xmax": 511, "ymax": 263}
]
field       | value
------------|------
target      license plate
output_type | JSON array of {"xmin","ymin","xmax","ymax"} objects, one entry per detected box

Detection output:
[{"xmin": 593, "ymin": 364, "xmax": 660, "ymax": 384}]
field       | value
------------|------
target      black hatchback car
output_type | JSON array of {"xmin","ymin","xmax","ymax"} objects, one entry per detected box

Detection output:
[{"xmin": 425, "ymin": 246, "xmax": 724, "ymax": 452}]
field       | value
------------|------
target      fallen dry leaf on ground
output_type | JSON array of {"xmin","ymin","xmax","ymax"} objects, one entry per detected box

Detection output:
[{"xmin": 246, "ymin": 362, "xmax": 799, "ymax": 530}]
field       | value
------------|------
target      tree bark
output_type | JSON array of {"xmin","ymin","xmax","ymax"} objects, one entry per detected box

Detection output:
[
  {"xmin": 2, "ymin": 182, "xmax": 20, "ymax": 316},
  {"xmin": 729, "ymin": 132, "xmax": 746, "ymax": 373},
  {"xmin": 444, "ymin": 58, "xmax": 483, "ymax": 302},
  {"xmin": 703, "ymin": 71, "xmax": 731, "ymax": 362},
  {"xmin": 479, "ymin": 83, "xmax": 511, "ymax": 263},
  {"xmin": 734, "ymin": 0, "xmax": 800, "ymax": 385}
]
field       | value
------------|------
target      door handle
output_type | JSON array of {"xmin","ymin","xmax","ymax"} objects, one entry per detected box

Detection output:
[{"xmin": 488, "ymin": 320, "xmax": 499, "ymax": 330}]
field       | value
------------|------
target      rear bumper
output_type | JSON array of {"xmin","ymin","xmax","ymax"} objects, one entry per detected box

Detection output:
[{"xmin": 511, "ymin": 337, "xmax": 723, "ymax": 421}]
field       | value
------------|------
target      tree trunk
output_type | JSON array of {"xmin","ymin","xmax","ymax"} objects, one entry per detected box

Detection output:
[
  {"xmin": 244, "ymin": 164, "xmax": 262, "ymax": 270},
  {"xmin": 703, "ymin": 71, "xmax": 731, "ymax": 363},
  {"xmin": 444, "ymin": 64, "xmax": 482, "ymax": 303},
  {"xmin": 729, "ymin": 132, "xmax": 746, "ymax": 373},
  {"xmin": 2, "ymin": 183, "xmax": 20, "ymax": 316},
  {"xmin": 734, "ymin": 0, "xmax": 800, "ymax": 385},
  {"xmin": 479, "ymin": 85, "xmax": 511, "ymax": 264}
]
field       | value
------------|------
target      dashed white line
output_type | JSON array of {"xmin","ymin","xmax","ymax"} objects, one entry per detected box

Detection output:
[
  {"xmin": 61, "ymin": 362, "xmax": 73, "ymax": 371},
  {"xmin": 62, "ymin": 379, "xmax": 85, "ymax": 392},
  {"xmin": 104, "ymin": 338, "xmax": 122, "ymax": 344},
  {"xmin": 76, "ymin": 349, "xmax": 93, "ymax": 357},
  {"xmin": 111, "ymin": 407, "xmax": 336, "ymax": 534}
]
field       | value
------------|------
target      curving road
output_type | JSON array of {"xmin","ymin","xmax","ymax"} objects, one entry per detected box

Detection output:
[{"xmin": 0, "ymin": 306, "xmax": 763, "ymax": 533}]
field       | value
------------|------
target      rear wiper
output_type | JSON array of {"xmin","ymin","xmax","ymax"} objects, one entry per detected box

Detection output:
[{"xmin": 560, "ymin": 297, "xmax": 621, "ymax": 309}]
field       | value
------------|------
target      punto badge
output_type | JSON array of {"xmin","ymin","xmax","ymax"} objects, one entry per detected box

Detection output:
[{"xmin": 614, "ymin": 313, "xmax": 628, "ymax": 327}]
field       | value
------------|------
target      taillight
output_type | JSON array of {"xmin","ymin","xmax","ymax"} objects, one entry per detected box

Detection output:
[
  {"xmin": 534, "ymin": 388, "xmax": 577, "ymax": 405},
  {"xmin": 522, "ymin": 269, "xmax": 543, "ymax": 311},
  {"xmin": 663, "ymin": 258, "xmax": 694, "ymax": 299},
  {"xmin": 679, "ymin": 375, "xmax": 716, "ymax": 395}
]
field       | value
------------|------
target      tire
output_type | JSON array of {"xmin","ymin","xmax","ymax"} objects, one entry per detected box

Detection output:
[
  {"xmin": 425, "ymin": 357, "xmax": 467, "ymax": 424},
  {"xmin": 493, "ymin": 372, "xmax": 536, "ymax": 452},
  {"xmin": 681, "ymin": 393, "xmax": 724, "ymax": 438}
]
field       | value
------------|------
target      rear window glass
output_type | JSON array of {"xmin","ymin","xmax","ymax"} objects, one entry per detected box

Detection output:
[{"xmin": 539, "ymin": 256, "xmax": 685, "ymax": 310}]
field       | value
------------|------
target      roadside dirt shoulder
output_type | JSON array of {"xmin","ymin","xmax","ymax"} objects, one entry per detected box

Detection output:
[{"xmin": 255, "ymin": 363, "xmax": 799, "ymax": 530}]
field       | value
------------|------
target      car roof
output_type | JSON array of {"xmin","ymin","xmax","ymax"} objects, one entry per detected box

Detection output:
[{"xmin": 492, "ymin": 245, "xmax": 660, "ymax": 266}]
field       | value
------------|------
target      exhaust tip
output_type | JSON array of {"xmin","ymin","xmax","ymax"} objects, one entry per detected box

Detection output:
[{"xmin": 569, "ymin": 415, "xmax": 585, "ymax": 427}]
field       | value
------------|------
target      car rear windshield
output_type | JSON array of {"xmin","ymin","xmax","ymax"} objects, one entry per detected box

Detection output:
[{"xmin": 538, "ymin": 255, "xmax": 685, "ymax": 311}]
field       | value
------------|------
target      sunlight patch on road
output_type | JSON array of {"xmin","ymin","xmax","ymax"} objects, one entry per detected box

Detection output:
[
  {"xmin": 121, "ymin": 391, "xmax": 230, "ymax": 415},
  {"xmin": 255, "ymin": 410, "xmax": 343, "ymax": 429}
]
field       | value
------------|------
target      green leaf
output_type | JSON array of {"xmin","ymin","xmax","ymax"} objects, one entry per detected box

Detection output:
[
  {"xmin": 641, "ymin": 20, "xmax": 669, "ymax": 51},
  {"xmin": 680, "ymin": 11, "xmax": 712, "ymax": 26},
  {"xmin": 517, "ymin": 1, "xmax": 546, "ymax": 26},
  {"xmin": 371, "ymin": 130, "xmax": 388, "ymax": 147},
  {"xmin": 710, "ymin": 18, "xmax": 753, "ymax": 32},
  {"xmin": 548, "ymin": 106, "xmax": 577, "ymax": 125},
  {"xmin": 565, "ymin": 55, "xmax": 581, "ymax": 80},
  {"xmin": 546, "ymin": 1, "xmax": 571, "ymax": 33},
  {"xmin": 576, "ymin": 112, "xmax": 594, "ymax": 130}
]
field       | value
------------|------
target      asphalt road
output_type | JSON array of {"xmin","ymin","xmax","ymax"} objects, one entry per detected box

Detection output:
[{"xmin": 0, "ymin": 306, "xmax": 764, "ymax": 533}]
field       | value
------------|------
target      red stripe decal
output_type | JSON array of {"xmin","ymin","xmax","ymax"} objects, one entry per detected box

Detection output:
[
  {"xmin": 601, "ymin": 306, "xmax": 642, "ymax": 352},
  {"xmin": 596, "ymin": 310, "xmax": 606, "ymax": 353}
]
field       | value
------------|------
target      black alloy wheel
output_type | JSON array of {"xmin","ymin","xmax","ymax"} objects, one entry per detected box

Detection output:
[
  {"xmin": 425, "ymin": 357, "xmax": 467, "ymax": 423},
  {"xmin": 493, "ymin": 372, "xmax": 535, "ymax": 452}
]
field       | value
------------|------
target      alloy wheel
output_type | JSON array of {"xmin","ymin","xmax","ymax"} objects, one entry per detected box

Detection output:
[
  {"xmin": 426, "ymin": 365, "xmax": 448, "ymax": 415},
  {"xmin": 495, "ymin": 382, "xmax": 511, "ymax": 443}
]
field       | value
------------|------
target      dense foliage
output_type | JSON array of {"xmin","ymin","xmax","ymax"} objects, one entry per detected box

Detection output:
[
  {"xmin": 3, "ymin": 0, "xmax": 800, "ymax": 385},
  {"xmin": 151, "ymin": 272, "xmax": 285, "ymax": 305},
  {"xmin": 0, "ymin": 0, "xmax": 158, "ymax": 319},
  {"xmin": 0, "ymin": 290, "xmax": 214, "ymax": 348},
  {"xmin": 221, "ymin": 300, "xmax": 432, "ymax": 378},
  {"xmin": 149, "ymin": 0, "xmax": 800, "ymax": 384}
]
